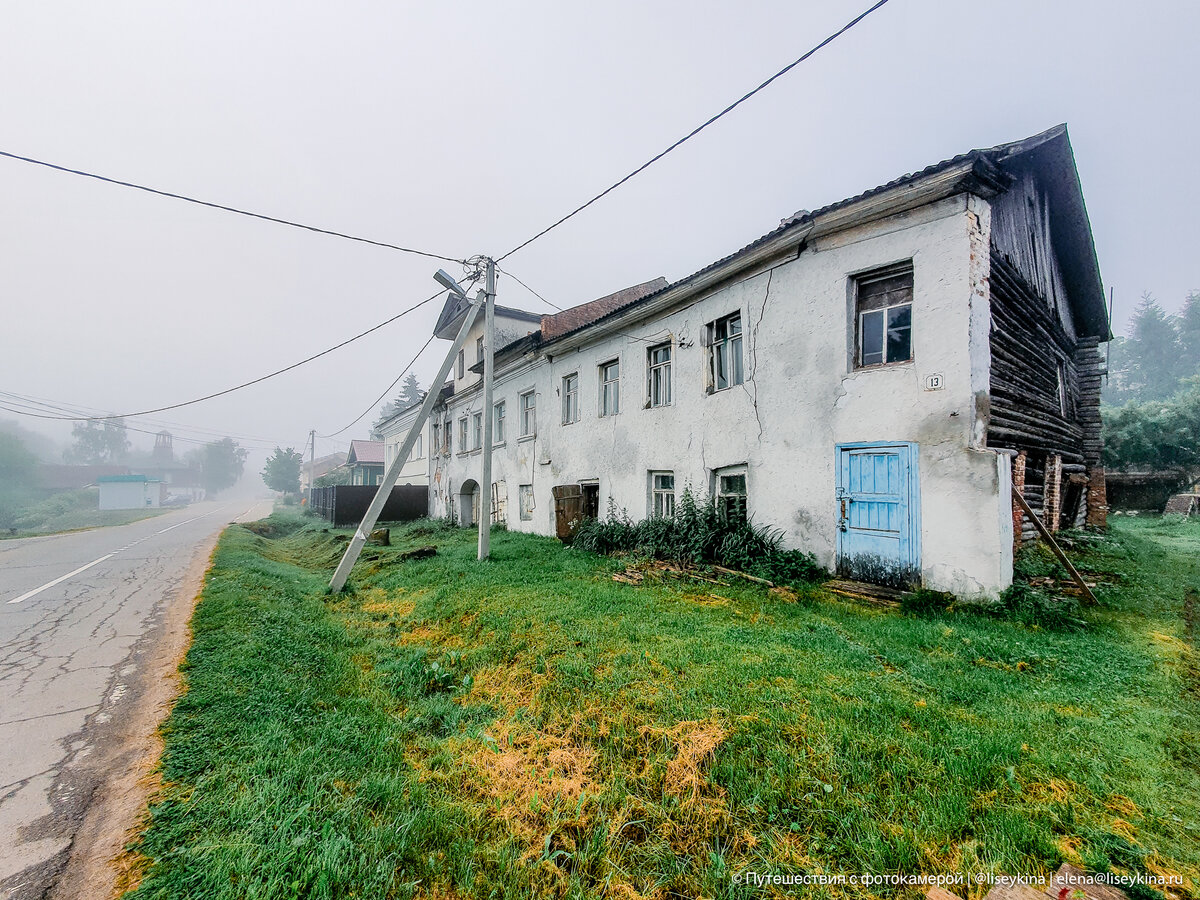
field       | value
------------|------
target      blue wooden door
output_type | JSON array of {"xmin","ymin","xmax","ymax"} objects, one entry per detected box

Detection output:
[{"xmin": 835, "ymin": 443, "xmax": 920, "ymax": 587}]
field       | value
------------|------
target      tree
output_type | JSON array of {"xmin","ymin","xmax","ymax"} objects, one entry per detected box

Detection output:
[
  {"xmin": 0, "ymin": 432, "xmax": 39, "ymax": 531},
  {"xmin": 1103, "ymin": 382, "xmax": 1200, "ymax": 477},
  {"xmin": 374, "ymin": 373, "xmax": 425, "ymax": 432},
  {"xmin": 314, "ymin": 467, "xmax": 351, "ymax": 488},
  {"xmin": 261, "ymin": 447, "xmax": 303, "ymax": 494},
  {"xmin": 198, "ymin": 438, "xmax": 247, "ymax": 497},
  {"xmin": 1177, "ymin": 291, "xmax": 1200, "ymax": 363},
  {"xmin": 64, "ymin": 418, "xmax": 130, "ymax": 464}
]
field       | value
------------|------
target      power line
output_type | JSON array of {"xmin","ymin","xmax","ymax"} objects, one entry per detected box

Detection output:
[
  {"xmin": 0, "ymin": 150, "xmax": 465, "ymax": 264},
  {"xmin": 7, "ymin": 288, "xmax": 450, "ymax": 421},
  {"xmin": 496, "ymin": 0, "xmax": 892, "ymax": 263},
  {"xmin": 320, "ymin": 335, "xmax": 435, "ymax": 439},
  {"xmin": 319, "ymin": 273, "xmax": 481, "ymax": 438}
]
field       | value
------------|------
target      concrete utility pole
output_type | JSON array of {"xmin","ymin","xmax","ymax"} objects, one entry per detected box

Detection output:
[
  {"xmin": 478, "ymin": 258, "xmax": 496, "ymax": 560},
  {"xmin": 329, "ymin": 286, "xmax": 485, "ymax": 593},
  {"xmin": 308, "ymin": 429, "xmax": 315, "ymax": 506}
]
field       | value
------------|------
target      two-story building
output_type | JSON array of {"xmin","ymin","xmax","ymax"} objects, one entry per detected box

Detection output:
[{"xmin": 425, "ymin": 125, "xmax": 1108, "ymax": 598}]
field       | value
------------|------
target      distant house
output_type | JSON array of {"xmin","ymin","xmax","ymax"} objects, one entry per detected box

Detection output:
[
  {"xmin": 426, "ymin": 125, "xmax": 1109, "ymax": 599},
  {"xmin": 377, "ymin": 395, "xmax": 435, "ymax": 487},
  {"xmin": 97, "ymin": 474, "xmax": 163, "ymax": 510},
  {"xmin": 345, "ymin": 440, "xmax": 385, "ymax": 486},
  {"xmin": 301, "ymin": 451, "xmax": 348, "ymax": 490},
  {"xmin": 36, "ymin": 464, "xmax": 130, "ymax": 496}
]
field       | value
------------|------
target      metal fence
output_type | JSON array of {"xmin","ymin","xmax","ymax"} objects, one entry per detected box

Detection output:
[{"xmin": 310, "ymin": 484, "xmax": 428, "ymax": 527}]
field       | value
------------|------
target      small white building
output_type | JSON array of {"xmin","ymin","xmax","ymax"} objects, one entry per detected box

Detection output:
[
  {"xmin": 97, "ymin": 474, "xmax": 163, "ymax": 510},
  {"xmin": 377, "ymin": 396, "xmax": 435, "ymax": 487},
  {"xmin": 426, "ymin": 126, "xmax": 1108, "ymax": 599}
]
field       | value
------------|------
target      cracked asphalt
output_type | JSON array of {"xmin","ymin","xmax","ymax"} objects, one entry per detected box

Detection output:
[{"xmin": 0, "ymin": 498, "xmax": 273, "ymax": 899}]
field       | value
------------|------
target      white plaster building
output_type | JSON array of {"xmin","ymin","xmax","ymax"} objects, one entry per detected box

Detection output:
[
  {"xmin": 426, "ymin": 126, "xmax": 1108, "ymax": 598},
  {"xmin": 377, "ymin": 397, "xmax": 435, "ymax": 486},
  {"xmin": 97, "ymin": 474, "xmax": 163, "ymax": 510}
]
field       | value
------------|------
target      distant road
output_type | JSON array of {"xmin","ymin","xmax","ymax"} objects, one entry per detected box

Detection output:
[{"xmin": 0, "ymin": 498, "xmax": 273, "ymax": 900}]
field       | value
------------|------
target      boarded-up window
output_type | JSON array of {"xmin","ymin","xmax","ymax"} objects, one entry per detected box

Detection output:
[
  {"xmin": 519, "ymin": 484, "xmax": 534, "ymax": 520},
  {"xmin": 855, "ymin": 264, "xmax": 913, "ymax": 368}
]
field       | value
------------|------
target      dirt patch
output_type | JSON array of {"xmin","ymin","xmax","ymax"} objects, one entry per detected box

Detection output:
[{"xmin": 47, "ymin": 529, "xmax": 221, "ymax": 900}]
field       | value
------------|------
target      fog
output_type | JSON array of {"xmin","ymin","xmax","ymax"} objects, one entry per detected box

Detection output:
[{"xmin": 2, "ymin": 0, "xmax": 1197, "ymax": 473}]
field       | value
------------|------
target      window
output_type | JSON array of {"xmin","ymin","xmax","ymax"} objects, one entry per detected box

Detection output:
[
  {"xmin": 599, "ymin": 360, "xmax": 620, "ymax": 416},
  {"xmin": 706, "ymin": 313, "xmax": 744, "ymax": 391},
  {"xmin": 457, "ymin": 349, "xmax": 465, "ymax": 379},
  {"xmin": 411, "ymin": 433, "xmax": 424, "ymax": 460},
  {"xmin": 519, "ymin": 484, "xmax": 535, "ymax": 520},
  {"xmin": 442, "ymin": 417, "xmax": 452, "ymax": 455},
  {"xmin": 855, "ymin": 264, "xmax": 913, "ymax": 368},
  {"xmin": 494, "ymin": 400, "xmax": 506, "ymax": 444},
  {"xmin": 432, "ymin": 422, "xmax": 442, "ymax": 456},
  {"xmin": 716, "ymin": 466, "xmax": 748, "ymax": 522},
  {"xmin": 650, "ymin": 471, "xmax": 675, "ymax": 518},
  {"xmin": 476, "ymin": 336, "xmax": 484, "ymax": 363},
  {"xmin": 458, "ymin": 417, "xmax": 468, "ymax": 454},
  {"xmin": 472, "ymin": 412, "xmax": 482, "ymax": 450},
  {"xmin": 562, "ymin": 373, "xmax": 579, "ymax": 424},
  {"xmin": 519, "ymin": 390, "xmax": 536, "ymax": 437},
  {"xmin": 1057, "ymin": 361, "xmax": 1075, "ymax": 418},
  {"xmin": 647, "ymin": 343, "xmax": 672, "ymax": 407}
]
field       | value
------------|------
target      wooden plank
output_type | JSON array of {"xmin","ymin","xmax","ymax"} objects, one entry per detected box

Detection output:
[
  {"xmin": 1012, "ymin": 486, "xmax": 1098, "ymax": 604},
  {"xmin": 1044, "ymin": 864, "xmax": 1128, "ymax": 900},
  {"xmin": 984, "ymin": 883, "xmax": 1047, "ymax": 900}
]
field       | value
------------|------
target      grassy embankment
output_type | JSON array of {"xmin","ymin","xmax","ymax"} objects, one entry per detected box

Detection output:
[
  {"xmin": 121, "ymin": 515, "xmax": 1199, "ymax": 899},
  {"xmin": 2, "ymin": 487, "xmax": 169, "ymax": 538}
]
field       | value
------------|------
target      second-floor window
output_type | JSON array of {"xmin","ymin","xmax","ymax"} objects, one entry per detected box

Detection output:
[
  {"xmin": 411, "ymin": 433, "xmax": 423, "ymax": 460},
  {"xmin": 476, "ymin": 336, "xmax": 484, "ymax": 363},
  {"xmin": 520, "ymin": 390, "xmax": 536, "ymax": 437},
  {"xmin": 706, "ymin": 313, "xmax": 743, "ymax": 391},
  {"xmin": 458, "ymin": 417, "xmax": 468, "ymax": 453},
  {"xmin": 647, "ymin": 343, "xmax": 671, "ymax": 407},
  {"xmin": 855, "ymin": 263, "xmax": 913, "ymax": 368},
  {"xmin": 457, "ymin": 349, "xmax": 465, "ymax": 379},
  {"xmin": 472, "ymin": 412, "xmax": 482, "ymax": 450},
  {"xmin": 562, "ymin": 373, "xmax": 579, "ymax": 424},
  {"xmin": 494, "ymin": 400, "xmax": 506, "ymax": 443},
  {"xmin": 431, "ymin": 423, "xmax": 441, "ymax": 456},
  {"xmin": 599, "ymin": 359, "xmax": 620, "ymax": 416}
]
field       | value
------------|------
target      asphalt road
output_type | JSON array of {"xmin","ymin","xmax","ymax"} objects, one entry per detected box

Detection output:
[{"xmin": 0, "ymin": 498, "xmax": 274, "ymax": 899}]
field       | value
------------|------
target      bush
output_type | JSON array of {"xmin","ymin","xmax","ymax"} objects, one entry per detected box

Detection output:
[
  {"xmin": 994, "ymin": 581, "xmax": 1083, "ymax": 629},
  {"xmin": 573, "ymin": 488, "xmax": 826, "ymax": 584}
]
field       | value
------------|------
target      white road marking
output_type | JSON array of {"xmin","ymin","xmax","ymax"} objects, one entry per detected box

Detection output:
[
  {"xmin": 4, "ymin": 504, "xmax": 234, "ymax": 605},
  {"xmin": 7, "ymin": 555, "xmax": 115, "ymax": 605}
]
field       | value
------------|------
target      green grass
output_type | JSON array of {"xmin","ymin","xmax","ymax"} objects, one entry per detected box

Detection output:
[
  {"xmin": 122, "ymin": 515, "xmax": 1200, "ymax": 899},
  {"xmin": 1, "ymin": 487, "xmax": 170, "ymax": 538}
]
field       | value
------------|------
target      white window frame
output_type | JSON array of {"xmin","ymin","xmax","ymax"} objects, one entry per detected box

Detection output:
[
  {"xmin": 647, "ymin": 343, "xmax": 671, "ymax": 408},
  {"xmin": 458, "ymin": 416, "xmax": 468, "ymax": 455},
  {"xmin": 476, "ymin": 336, "xmax": 484, "ymax": 364},
  {"xmin": 706, "ymin": 312, "xmax": 744, "ymax": 392},
  {"xmin": 411, "ymin": 433, "xmax": 424, "ymax": 460},
  {"xmin": 519, "ymin": 484, "xmax": 535, "ymax": 520},
  {"xmin": 519, "ymin": 390, "xmax": 537, "ymax": 438},
  {"xmin": 494, "ymin": 400, "xmax": 506, "ymax": 444},
  {"xmin": 650, "ymin": 470, "xmax": 675, "ymax": 518},
  {"xmin": 599, "ymin": 359, "xmax": 620, "ymax": 416},
  {"xmin": 562, "ymin": 373, "xmax": 579, "ymax": 425},
  {"xmin": 472, "ymin": 411, "xmax": 483, "ymax": 451},
  {"xmin": 714, "ymin": 464, "xmax": 748, "ymax": 522}
]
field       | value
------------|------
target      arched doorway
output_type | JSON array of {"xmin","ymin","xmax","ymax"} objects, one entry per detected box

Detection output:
[{"xmin": 458, "ymin": 479, "xmax": 480, "ymax": 527}]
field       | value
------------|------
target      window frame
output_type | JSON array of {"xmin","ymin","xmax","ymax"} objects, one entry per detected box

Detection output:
[
  {"xmin": 650, "ymin": 470, "xmax": 675, "ymax": 518},
  {"xmin": 706, "ymin": 312, "xmax": 744, "ymax": 392},
  {"xmin": 411, "ymin": 433, "xmax": 423, "ymax": 460},
  {"xmin": 562, "ymin": 372, "xmax": 580, "ymax": 425},
  {"xmin": 457, "ymin": 349, "xmax": 465, "ymax": 379},
  {"xmin": 471, "ymin": 411, "xmax": 483, "ymax": 451},
  {"xmin": 476, "ymin": 336, "xmax": 484, "ymax": 364},
  {"xmin": 519, "ymin": 390, "xmax": 537, "ymax": 439},
  {"xmin": 714, "ymin": 464, "xmax": 748, "ymax": 523},
  {"xmin": 599, "ymin": 359, "xmax": 620, "ymax": 416},
  {"xmin": 457, "ymin": 416, "xmax": 468, "ymax": 455},
  {"xmin": 853, "ymin": 262, "xmax": 914, "ymax": 370},
  {"xmin": 493, "ymin": 400, "xmax": 506, "ymax": 444},
  {"xmin": 647, "ymin": 343, "xmax": 672, "ymax": 408}
]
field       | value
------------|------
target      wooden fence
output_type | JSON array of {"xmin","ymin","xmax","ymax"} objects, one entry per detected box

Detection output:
[{"xmin": 310, "ymin": 484, "xmax": 428, "ymax": 527}]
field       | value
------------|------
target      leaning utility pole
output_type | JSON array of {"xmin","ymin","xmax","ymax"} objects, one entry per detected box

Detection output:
[
  {"xmin": 477, "ymin": 258, "xmax": 496, "ymax": 560},
  {"xmin": 329, "ymin": 282, "xmax": 485, "ymax": 593}
]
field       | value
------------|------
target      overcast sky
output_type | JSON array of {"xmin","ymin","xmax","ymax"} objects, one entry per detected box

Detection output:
[{"xmin": 2, "ymin": 0, "xmax": 1197, "ymax": 469}]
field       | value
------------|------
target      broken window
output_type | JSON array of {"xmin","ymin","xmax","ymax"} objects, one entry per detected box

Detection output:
[
  {"xmin": 458, "ymin": 417, "xmax": 468, "ymax": 454},
  {"xmin": 715, "ymin": 466, "xmax": 748, "ymax": 522},
  {"xmin": 472, "ymin": 412, "xmax": 482, "ymax": 451},
  {"xmin": 562, "ymin": 373, "xmax": 579, "ymax": 424},
  {"xmin": 706, "ymin": 313, "xmax": 743, "ymax": 391},
  {"xmin": 650, "ymin": 471, "xmax": 675, "ymax": 518},
  {"xmin": 599, "ymin": 360, "xmax": 620, "ymax": 416},
  {"xmin": 647, "ymin": 343, "xmax": 671, "ymax": 407},
  {"xmin": 519, "ymin": 390, "xmax": 536, "ymax": 438},
  {"xmin": 855, "ymin": 264, "xmax": 913, "ymax": 368},
  {"xmin": 519, "ymin": 484, "xmax": 534, "ymax": 520},
  {"xmin": 494, "ymin": 400, "xmax": 506, "ymax": 444}
]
